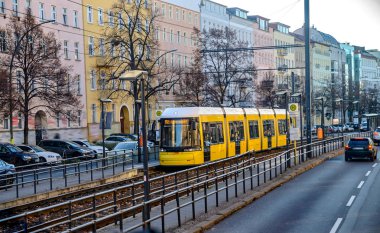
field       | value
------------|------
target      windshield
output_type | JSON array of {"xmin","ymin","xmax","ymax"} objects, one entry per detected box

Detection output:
[
  {"xmin": 6, "ymin": 145, "xmax": 23, "ymax": 152},
  {"xmin": 114, "ymin": 143, "xmax": 136, "ymax": 150},
  {"xmin": 160, "ymin": 118, "xmax": 201, "ymax": 150},
  {"xmin": 30, "ymin": 146, "xmax": 46, "ymax": 152}
]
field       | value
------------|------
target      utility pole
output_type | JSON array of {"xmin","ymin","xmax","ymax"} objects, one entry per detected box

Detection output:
[{"xmin": 304, "ymin": 0, "xmax": 312, "ymax": 156}]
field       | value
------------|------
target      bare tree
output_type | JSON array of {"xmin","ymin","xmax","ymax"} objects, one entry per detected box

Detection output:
[
  {"xmin": 254, "ymin": 72, "xmax": 277, "ymax": 108},
  {"xmin": 0, "ymin": 10, "xmax": 80, "ymax": 143},
  {"xmin": 98, "ymin": 0, "xmax": 181, "ymax": 133},
  {"xmin": 198, "ymin": 27, "xmax": 255, "ymax": 107}
]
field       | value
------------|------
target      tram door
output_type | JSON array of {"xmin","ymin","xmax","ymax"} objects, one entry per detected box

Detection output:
[
  {"xmin": 202, "ymin": 123, "xmax": 211, "ymax": 162},
  {"xmin": 263, "ymin": 120, "xmax": 274, "ymax": 149}
]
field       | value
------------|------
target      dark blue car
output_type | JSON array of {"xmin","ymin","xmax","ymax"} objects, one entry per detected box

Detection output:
[{"xmin": 0, "ymin": 143, "xmax": 40, "ymax": 166}]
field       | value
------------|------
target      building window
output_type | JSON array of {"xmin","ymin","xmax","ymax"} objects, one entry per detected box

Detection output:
[
  {"xmin": 91, "ymin": 104, "xmax": 96, "ymax": 123},
  {"xmin": 99, "ymin": 38, "xmax": 104, "ymax": 56},
  {"xmin": 163, "ymin": 28, "xmax": 166, "ymax": 41},
  {"xmin": 77, "ymin": 110, "xmax": 82, "ymax": 126},
  {"xmin": 62, "ymin": 8, "xmax": 68, "ymax": 25},
  {"xmin": 73, "ymin": 10, "xmax": 78, "ymax": 27},
  {"xmin": 170, "ymin": 29, "xmax": 173, "ymax": 42},
  {"xmin": 98, "ymin": 8, "xmax": 103, "ymax": 25},
  {"xmin": 176, "ymin": 8, "xmax": 179, "ymax": 20},
  {"xmin": 88, "ymin": 36, "xmax": 94, "ymax": 56},
  {"xmin": 183, "ymin": 32, "xmax": 186, "ymax": 45},
  {"xmin": 12, "ymin": 0, "xmax": 18, "ymax": 16},
  {"xmin": 38, "ymin": 2, "xmax": 44, "ymax": 20},
  {"xmin": 161, "ymin": 4, "xmax": 165, "ymax": 16},
  {"xmin": 169, "ymin": 6, "xmax": 172, "ymax": 18},
  {"xmin": 100, "ymin": 71, "xmax": 106, "ymax": 90},
  {"xmin": 56, "ymin": 113, "xmax": 60, "ymax": 127},
  {"xmin": 118, "ymin": 12, "xmax": 123, "ymax": 29},
  {"xmin": 63, "ymin": 40, "xmax": 69, "ymax": 59},
  {"xmin": 144, "ymin": 0, "xmax": 148, "ymax": 9},
  {"xmin": 51, "ymin": 5, "xmax": 56, "ymax": 22},
  {"xmin": 74, "ymin": 42, "xmax": 79, "ymax": 60},
  {"xmin": 3, "ymin": 115, "xmax": 9, "ymax": 129},
  {"xmin": 87, "ymin": 6, "xmax": 93, "ymax": 23},
  {"xmin": 90, "ymin": 70, "xmax": 96, "ymax": 90},
  {"xmin": 76, "ymin": 75, "xmax": 81, "ymax": 95},
  {"xmin": 0, "ymin": 31, "xmax": 6, "ymax": 52},
  {"xmin": 184, "ymin": 56, "xmax": 187, "ymax": 66},
  {"xmin": 0, "ymin": 1, "xmax": 5, "ymax": 14},
  {"xmin": 145, "ymin": 19, "xmax": 149, "ymax": 33},
  {"xmin": 16, "ymin": 70, "xmax": 22, "ymax": 93},
  {"xmin": 177, "ymin": 31, "xmax": 180, "ymax": 44},
  {"xmin": 17, "ymin": 112, "xmax": 22, "ymax": 129},
  {"xmin": 108, "ymin": 10, "xmax": 114, "ymax": 27}
]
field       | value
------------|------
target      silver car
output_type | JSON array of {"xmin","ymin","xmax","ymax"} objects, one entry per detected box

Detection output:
[{"xmin": 112, "ymin": 141, "xmax": 152, "ymax": 156}]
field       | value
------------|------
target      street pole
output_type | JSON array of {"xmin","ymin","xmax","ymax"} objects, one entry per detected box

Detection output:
[
  {"xmin": 101, "ymin": 101, "xmax": 105, "ymax": 165},
  {"xmin": 321, "ymin": 98, "xmax": 325, "ymax": 139},
  {"xmin": 341, "ymin": 100, "xmax": 344, "ymax": 145},
  {"xmin": 299, "ymin": 94, "xmax": 304, "ymax": 161},
  {"xmin": 141, "ymin": 77, "xmax": 150, "ymax": 230},
  {"xmin": 285, "ymin": 93, "xmax": 290, "ymax": 167},
  {"xmin": 304, "ymin": 0, "xmax": 312, "ymax": 157},
  {"xmin": 8, "ymin": 19, "xmax": 54, "ymax": 144}
]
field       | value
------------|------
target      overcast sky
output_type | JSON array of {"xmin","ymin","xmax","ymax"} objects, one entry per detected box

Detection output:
[{"xmin": 214, "ymin": 0, "xmax": 380, "ymax": 50}]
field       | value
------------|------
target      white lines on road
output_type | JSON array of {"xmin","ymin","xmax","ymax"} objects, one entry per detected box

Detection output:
[
  {"xmin": 346, "ymin": 195, "xmax": 356, "ymax": 207},
  {"xmin": 357, "ymin": 181, "xmax": 365, "ymax": 189},
  {"xmin": 365, "ymin": 171, "xmax": 371, "ymax": 176},
  {"xmin": 372, "ymin": 163, "xmax": 377, "ymax": 168},
  {"xmin": 330, "ymin": 218, "xmax": 343, "ymax": 233}
]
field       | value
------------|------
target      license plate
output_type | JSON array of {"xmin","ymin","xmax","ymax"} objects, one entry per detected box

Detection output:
[{"xmin": 353, "ymin": 147, "xmax": 363, "ymax": 150}]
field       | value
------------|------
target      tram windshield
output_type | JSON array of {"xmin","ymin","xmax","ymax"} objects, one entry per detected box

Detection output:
[{"xmin": 160, "ymin": 118, "xmax": 201, "ymax": 151}]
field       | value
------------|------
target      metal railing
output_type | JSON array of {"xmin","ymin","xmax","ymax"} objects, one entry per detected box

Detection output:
[
  {"xmin": 0, "ymin": 146, "xmax": 160, "ymax": 199},
  {"xmin": 0, "ymin": 132, "xmax": 372, "ymax": 232}
]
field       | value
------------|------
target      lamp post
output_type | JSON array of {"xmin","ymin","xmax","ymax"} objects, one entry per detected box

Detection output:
[
  {"xmin": 100, "ymin": 98, "xmax": 112, "ymax": 165},
  {"xmin": 276, "ymin": 91, "xmax": 290, "ymax": 167},
  {"xmin": 315, "ymin": 97, "xmax": 325, "ymax": 139},
  {"xmin": 120, "ymin": 70, "xmax": 150, "ymax": 229},
  {"xmin": 335, "ymin": 98, "xmax": 344, "ymax": 144},
  {"xmin": 8, "ymin": 19, "xmax": 55, "ymax": 144}
]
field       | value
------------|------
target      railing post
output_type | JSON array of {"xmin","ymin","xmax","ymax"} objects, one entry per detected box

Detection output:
[
  {"xmin": 176, "ymin": 192, "xmax": 181, "ymax": 227},
  {"xmin": 204, "ymin": 182, "xmax": 208, "ymax": 213},
  {"xmin": 161, "ymin": 197, "xmax": 165, "ymax": 233},
  {"xmin": 191, "ymin": 186, "xmax": 195, "ymax": 220}
]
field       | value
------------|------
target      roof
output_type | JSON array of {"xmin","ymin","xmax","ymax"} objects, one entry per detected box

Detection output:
[
  {"xmin": 160, "ymin": 107, "xmax": 285, "ymax": 118},
  {"xmin": 293, "ymin": 26, "xmax": 340, "ymax": 47}
]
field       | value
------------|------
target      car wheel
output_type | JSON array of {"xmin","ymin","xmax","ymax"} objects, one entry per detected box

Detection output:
[
  {"xmin": 370, "ymin": 155, "xmax": 374, "ymax": 162},
  {"xmin": 39, "ymin": 157, "xmax": 47, "ymax": 163},
  {"xmin": 345, "ymin": 155, "xmax": 349, "ymax": 162}
]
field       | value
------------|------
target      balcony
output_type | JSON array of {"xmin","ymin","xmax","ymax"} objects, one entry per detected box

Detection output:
[{"xmin": 277, "ymin": 48, "xmax": 288, "ymax": 56}]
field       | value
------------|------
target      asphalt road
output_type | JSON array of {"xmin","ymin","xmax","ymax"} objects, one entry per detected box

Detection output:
[{"xmin": 208, "ymin": 151, "xmax": 380, "ymax": 233}]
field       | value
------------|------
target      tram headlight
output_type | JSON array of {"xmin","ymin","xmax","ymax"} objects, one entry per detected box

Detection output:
[{"xmin": 160, "ymin": 148, "xmax": 166, "ymax": 152}]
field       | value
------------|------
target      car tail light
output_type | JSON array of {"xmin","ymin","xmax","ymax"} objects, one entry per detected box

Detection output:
[
  {"xmin": 368, "ymin": 145, "xmax": 373, "ymax": 150},
  {"xmin": 345, "ymin": 145, "xmax": 350, "ymax": 150},
  {"xmin": 374, "ymin": 132, "xmax": 379, "ymax": 136}
]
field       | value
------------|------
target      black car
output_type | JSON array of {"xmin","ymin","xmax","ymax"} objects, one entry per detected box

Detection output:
[
  {"xmin": 345, "ymin": 137, "xmax": 377, "ymax": 161},
  {"xmin": 38, "ymin": 140, "xmax": 97, "ymax": 159},
  {"xmin": 0, "ymin": 143, "xmax": 39, "ymax": 166},
  {"xmin": 0, "ymin": 159, "xmax": 16, "ymax": 187}
]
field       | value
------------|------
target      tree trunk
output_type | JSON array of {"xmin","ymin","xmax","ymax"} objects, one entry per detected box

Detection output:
[{"xmin": 23, "ymin": 111, "xmax": 29, "ymax": 144}]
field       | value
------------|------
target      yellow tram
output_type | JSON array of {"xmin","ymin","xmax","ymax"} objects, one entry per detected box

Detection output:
[{"xmin": 159, "ymin": 107, "xmax": 288, "ymax": 166}]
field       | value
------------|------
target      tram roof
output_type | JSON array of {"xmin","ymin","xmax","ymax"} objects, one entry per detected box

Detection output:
[{"xmin": 160, "ymin": 107, "xmax": 286, "ymax": 118}]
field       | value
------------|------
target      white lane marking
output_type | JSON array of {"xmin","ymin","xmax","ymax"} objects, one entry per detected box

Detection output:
[
  {"xmin": 357, "ymin": 181, "xmax": 365, "ymax": 189},
  {"xmin": 372, "ymin": 163, "xmax": 377, "ymax": 168},
  {"xmin": 330, "ymin": 218, "xmax": 343, "ymax": 233},
  {"xmin": 366, "ymin": 171, "xmax": 371, "ymax": 176},
  {"xmin": 346, "ymin": 195, "xmax": 356, "ymax": 207}
]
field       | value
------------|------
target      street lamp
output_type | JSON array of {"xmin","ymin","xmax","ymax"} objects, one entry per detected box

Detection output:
[
  {"xmin": 8, "ymin": 19, "xmax": 55, "ymax": 144},
  {"xmin": 120, "ymin": 70, "xmax": 150, "ymax": 229},
  {"xmin": 276, "ymin": 90, "xmax": 290, "ymax": 167},
  {"xmin": 315, "ymin": 97, "xmax": 325, "ymax": 139},
  {"xmin": 100, "ymin": 98, "xmax": 112, "ymax": 164}
]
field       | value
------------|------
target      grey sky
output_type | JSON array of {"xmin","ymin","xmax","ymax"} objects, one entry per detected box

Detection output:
[{"xmin": 213, "ymin": 0, "xmax": 380, "ymax": 50}]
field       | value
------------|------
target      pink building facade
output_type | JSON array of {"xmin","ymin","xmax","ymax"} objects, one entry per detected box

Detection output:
[
  {"xmin": 153, "ymin": 0, "xmax": 200, "ymax": 110},
  {"xmin": 0, "ymin": 0, "xmax": 87, "ymax": 144},
  {"xmin": 248, "ymin": 15, "xmax": 274, "ymax": 83}
]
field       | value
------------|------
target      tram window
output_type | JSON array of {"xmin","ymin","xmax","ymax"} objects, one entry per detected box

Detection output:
[
  {"xmin": 278, "ymin": 120, "xmax": 287, "ymax": 135},
  {"xmin": 203, "ymin": 122, "xmax": 224, "ymax": 144},
  {"xmin": 229, "ymin": 121, "xmax": 244, "ymax": 141},
  {"xmin": 249, "ymin": 121, "xmax": 259, "ymax": 139},
  {"xmin": 263, "ymin": 120, "xmax": 275, "ymax": 137}
]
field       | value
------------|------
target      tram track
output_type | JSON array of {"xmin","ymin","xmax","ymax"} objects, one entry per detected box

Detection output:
[{"xmin": 0, "ymin": 148, "xmax": 287, "ymax": 232}]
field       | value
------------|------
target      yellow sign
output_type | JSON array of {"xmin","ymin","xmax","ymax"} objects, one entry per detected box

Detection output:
[{"xmin": 156, "ymin": 110, "xmax": 162, "ymax": 117}]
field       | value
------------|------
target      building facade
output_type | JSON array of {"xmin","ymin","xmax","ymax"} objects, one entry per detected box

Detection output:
[{"xmin": 0, "ymin": 0, "xmax": 87, "ymax": 144}]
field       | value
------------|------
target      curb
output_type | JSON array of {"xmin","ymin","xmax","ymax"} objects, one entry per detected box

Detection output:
[{"xmin": 182, "ymin": 149, "xmax": 343, "ymax": 233}]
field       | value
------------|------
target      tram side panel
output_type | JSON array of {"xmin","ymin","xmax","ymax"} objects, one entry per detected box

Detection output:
[
  {"xmin": 246, "ymin": 113, "xmax": 262, "ymax": 152},
  {"xmin": 260, "ymin": 113, "xmax": 277, "ymax": 150},
  {"xmin": 275, "ymin": 113, "xmax": 287, "ymax": 147},
  {"xmin": 226, "ymin": 114, "xmax": 247, "ymax": 157},
  {"xmin": 200, "ymin": 114, "xmax": 227, "ymax": 163}
]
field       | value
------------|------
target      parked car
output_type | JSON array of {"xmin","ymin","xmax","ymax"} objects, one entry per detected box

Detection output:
[
  {"xmin": 346, "ymin": 122, "xmax": 359, "ymax": 130},
  {"xmin": 345, "ymin": 137, "xmax": 377, "ymax": 161},
  {"xmin": 72, "ymin": 140, "xmax": 108, "ymax": 155},
  {"xmin": 0, "ymin": 159, "xmax": 15, "ymax": 187},
  {"xmin": 110, "ymin": 133, "xmax": 156, "ymax": 148},
  {"xmin": 38, "ymin": 140, "xmax": 97, "ymax": 159},
  {"xmin": 111, "ymin": 141, "xmax": 152, "ymax": 157},
  {"xmin": 373, "ymin": 127, "xmax": 380, "ymax": 145},
  {"xmin": 360, "ymin": 123, "xmax": 369, "ymax": 132},
  {"xmin": 343, "ymin": 123, "xmax": 354, "ymax": 132},
  {"xmin": 100, "ymin": 136, "xmax": 132, "ymax": 150},
  {"xmin": 332, "ymin": 124, "xmax": 344, "ymax": 132},
  {"xmin": 16, "ymin": 145, "xmax": 62, "ymax": 164},
  {"xmin": 0, "ymin": 143, "xmax": 39, "ymax": 166}
]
